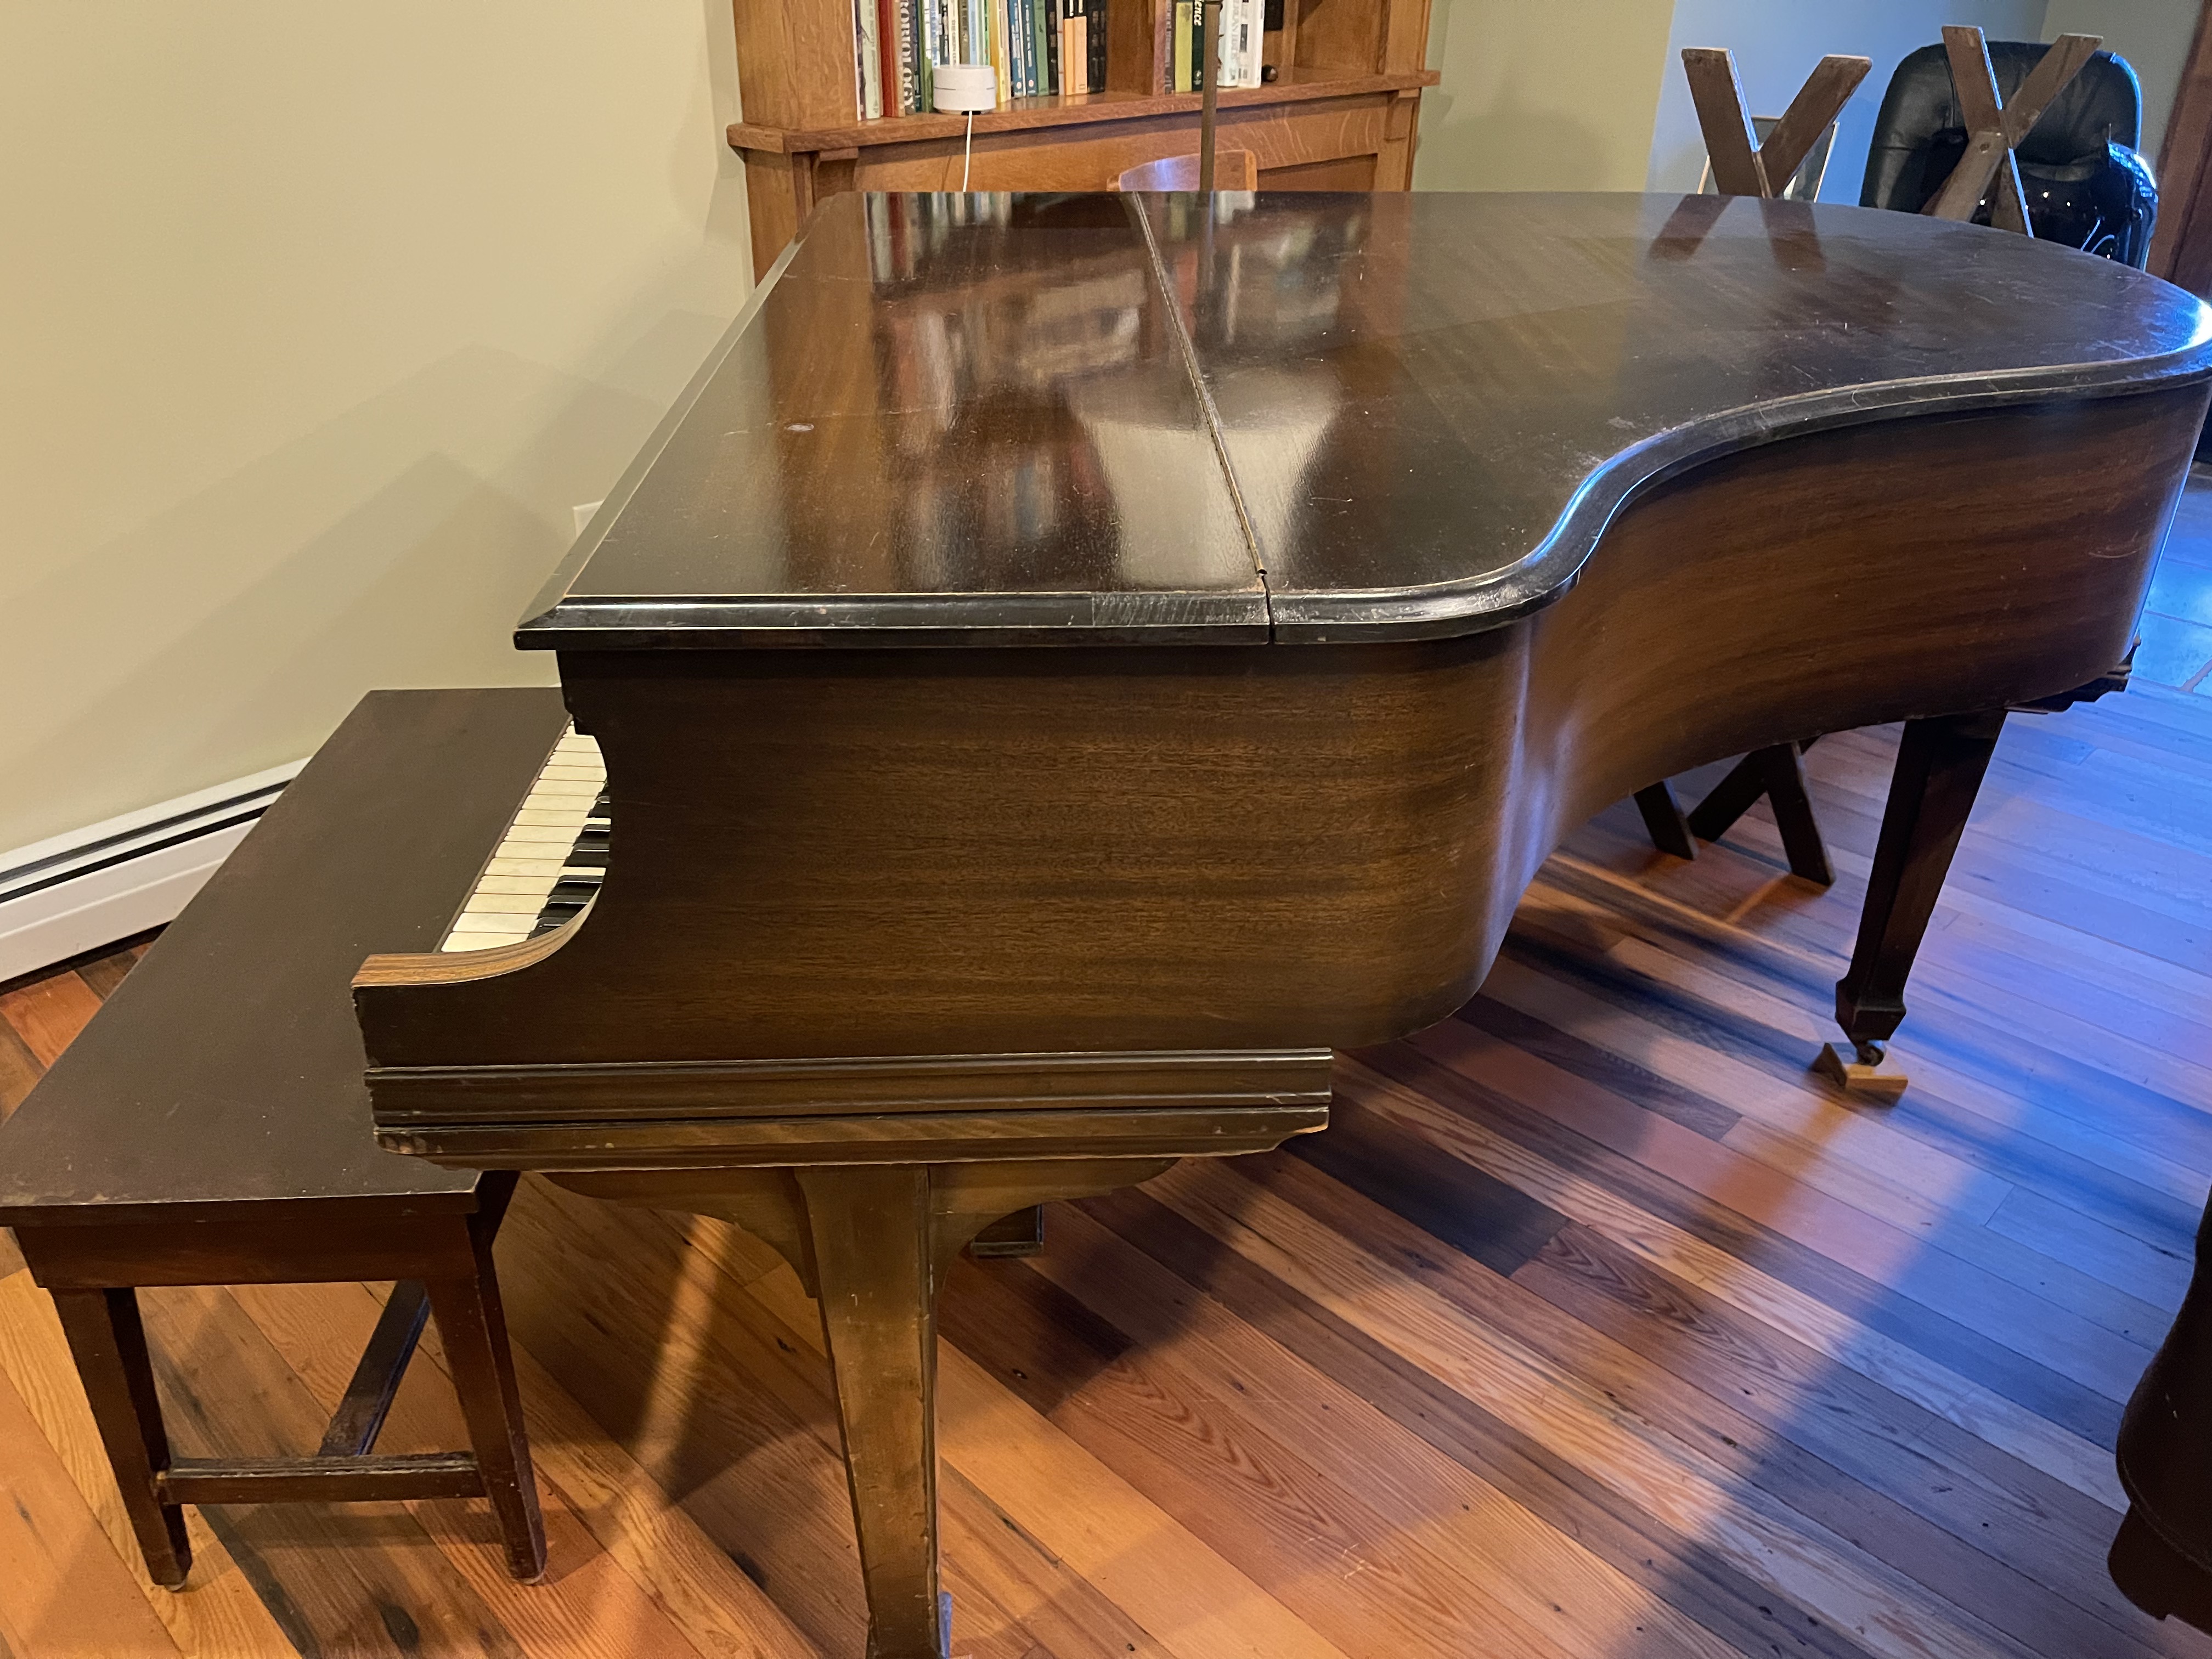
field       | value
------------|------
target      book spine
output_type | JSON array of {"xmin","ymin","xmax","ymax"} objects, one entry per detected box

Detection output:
[
  {"xmin": 989, "ymin": 0, "xmax": 1008, "ymax": 99},
  {"xmin": 1090, "ymin": 0, "xmax": 1107, "ymax": 92},
  {"xmin": 1172, "ymin": 0, "xmax": 1191, "ymax": 92},
  {"xmin": 1043, "ymin": 0, "xmax": 1059, "ymax": 94},
  {"xmin": 1070, "ymin": 3, "xmax": 1086, "ymax": 95},
  {"xmin": 877, "ymin": 0, "xmax": 899, "ymax": 111},
  {"xmin": 1020, "ymin": 0, "xmax": 1036, "ymax": 94},
  {"xmin": 894, "ymin": 0, "xmax": 915, "ymax": 114},
  {"xmin": 856, "ymin": 0, "xmax": 883, "ymax": 119},
  {"xmin": 1191, "ymin": 0, "xmax": 1204, "ymax": 91}
]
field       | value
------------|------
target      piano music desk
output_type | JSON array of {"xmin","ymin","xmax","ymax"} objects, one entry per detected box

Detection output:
[{"xmin": 0, "ymin": 689, "xmax": 561, "ymax": 1589}]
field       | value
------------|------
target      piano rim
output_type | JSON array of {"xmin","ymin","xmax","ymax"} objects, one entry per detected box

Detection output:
[{"xmin": 511, "ymin": 199, "xmax": 2212, "ymax": 652}]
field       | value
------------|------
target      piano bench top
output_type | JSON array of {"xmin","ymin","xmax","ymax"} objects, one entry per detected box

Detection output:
[{"xmin": 0, "ymin": 688, "xmax": 572, "ymax": 1230}]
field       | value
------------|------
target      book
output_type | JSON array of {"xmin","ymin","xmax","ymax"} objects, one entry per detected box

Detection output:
[
  {"xmin": 1043, "ymin": 0, "xmax": 1059, "ymax": 94},
  {"xmin": 855, "ymin": 0, "xmax": 883, "ymax": 119},
  {"xmin": 895, "ymin": 0, "xmax": 920, "ymax": 112},
  {"xmin": 879, "ymin": 0, "xmax": 902, "ymax": 112},
  {"xmin": 989, "ymin": 0, "xmax": 1009, "ymax": 101},
  {"xmin": 1172, "ymin": 0, "xmax": 1192, "ymax": 91},
  {"xmin": 1031, "ymin": 0, "xmax": 1051, "ymax": 94},
  {"xmin": 1089, "ymin": 0, "xmax": 1107, "ymax": 93}
]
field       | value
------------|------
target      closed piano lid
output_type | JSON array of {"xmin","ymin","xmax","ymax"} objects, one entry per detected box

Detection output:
[{"xmin": 521, "ymin": 190, "xmax": 2212, "ymax": 650}]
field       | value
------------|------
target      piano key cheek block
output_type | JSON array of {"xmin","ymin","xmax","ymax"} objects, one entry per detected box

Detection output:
[{"xmin": 351, "ymin": 192, "xmax": 2212, "ymax": 1658}]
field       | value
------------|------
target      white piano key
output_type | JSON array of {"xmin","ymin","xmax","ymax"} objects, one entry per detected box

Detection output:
[
  {"xmin": 452, "ymin": 909, "xmax": 539, "ymax": 934},
  {"xmin": 459, "ymin": 891, "xmax": 553, "ymax": 914},
  {"xmin": 469, "ymin": 873, "xmax": 565, "ymax": 894},
  {"xmin": 483, "ymin": 857, "xmax": 569, "ymax": 878},
  {"xmin": 440, "ymin": 939, "xmax": 531, "ymax": 954},
  {"xmin": 498, "ymin": 822, "xmax": 589, "ymax": 843}
]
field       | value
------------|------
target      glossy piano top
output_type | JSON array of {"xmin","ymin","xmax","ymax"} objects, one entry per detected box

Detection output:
[{"xmin": 522, "ymin": 190, "xmax": 2212, "ymax": 648}]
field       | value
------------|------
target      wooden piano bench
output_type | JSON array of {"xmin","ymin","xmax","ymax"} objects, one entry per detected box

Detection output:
[{"xmin": 0, "ymin": 687, "xmax": 573, "ymax": 1588}]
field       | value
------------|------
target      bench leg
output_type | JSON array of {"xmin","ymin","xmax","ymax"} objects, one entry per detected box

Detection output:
[
  {"xmin": 50, "ymin": 1288, "xmax": 192, "ymax": 1587},
  {"xmin": 426, "ymin": 1218, "xmax": 545, "ymax": 1581}
]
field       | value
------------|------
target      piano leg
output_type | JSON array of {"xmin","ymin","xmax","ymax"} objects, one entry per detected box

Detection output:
[
  {"xmin": 550, "ymin": 1154, "xmax": 1182, "ymax": 1659},
  {"xmin": 2113, "ymin": 1189, "xmax": 2212, "ymax": 1634},
  {"xmin": 795, "ymin": 1165, "xmax": 951, "ymax": 1659},
  {"xmin": 1818, "ymin": 708, "xmax": 2006, "ymax": 1099}
]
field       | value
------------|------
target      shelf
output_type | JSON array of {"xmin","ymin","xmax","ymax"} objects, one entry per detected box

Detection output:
[{"xmin": 727, "ymin": 68, "xmax": 1438, "ymax": 155}]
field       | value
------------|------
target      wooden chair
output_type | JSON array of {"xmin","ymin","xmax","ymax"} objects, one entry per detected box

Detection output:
[
  {"xmin": 1633, "ymin": 47, "xmax": 1872, "ymax": 883},
  {"xmin": 0, "ymin": 688, "xmax": 558, "ymax": 1588},
  {"xmin": 1115, "ymin": 148, "xmax": 1259, "ymax": 191},
  {"xmin": 1639, "ymin": 36, "xmax": 2107, "ymax": 881}
]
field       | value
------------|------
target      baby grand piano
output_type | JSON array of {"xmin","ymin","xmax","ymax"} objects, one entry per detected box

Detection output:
[{"xmin": 354, "ymin": 192, "xmax": 2211, "ymax": 1657}]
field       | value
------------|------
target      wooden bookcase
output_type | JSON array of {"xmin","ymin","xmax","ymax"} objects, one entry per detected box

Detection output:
[{"xmin": 728, "ymin": 0, "xmax": 1438, "ymax": 275}]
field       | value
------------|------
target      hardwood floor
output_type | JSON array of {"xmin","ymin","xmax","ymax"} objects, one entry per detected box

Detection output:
[{"xmin": 9, "ymin": 518, "xmax": 2212, "ymax": 1656}]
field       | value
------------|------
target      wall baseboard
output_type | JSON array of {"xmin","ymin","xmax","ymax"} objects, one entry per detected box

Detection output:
[{"xmin": 0, "ymin": 761, "xmax": 303, "ymax": 986}]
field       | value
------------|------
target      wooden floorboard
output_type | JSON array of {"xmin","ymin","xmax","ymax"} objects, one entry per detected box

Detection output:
[{"xmin": 8, "ymin": 506, "xmax": 2212, "ymax": 1653}]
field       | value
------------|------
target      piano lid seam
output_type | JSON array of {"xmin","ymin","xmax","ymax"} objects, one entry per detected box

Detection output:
[{"xmin": 1128, "ymin": 194, "xmax": 1275, "ymax": 640}]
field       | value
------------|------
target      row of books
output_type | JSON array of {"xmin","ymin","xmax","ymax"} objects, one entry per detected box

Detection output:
[
  {"xmin": 854, "ymin": 0, "xmax": 1109, "ymax": 119},
  {"xmin": 1165, "ymin": 0, "xmax": 1266, "ymax": 93},
  {"xmin": 851, "ymin": 0, "xmax": 1278, "ymax": 115}
]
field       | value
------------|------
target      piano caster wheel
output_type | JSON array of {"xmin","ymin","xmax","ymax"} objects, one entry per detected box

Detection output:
[{"xmin": 1814, "ymin": 1041, "xmax": 1909, "ymax": 1102}]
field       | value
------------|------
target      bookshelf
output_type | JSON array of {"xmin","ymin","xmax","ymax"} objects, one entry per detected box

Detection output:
[{"xmin": 727, "ymin": 0, "xmax": 1438, "ymax": 276}]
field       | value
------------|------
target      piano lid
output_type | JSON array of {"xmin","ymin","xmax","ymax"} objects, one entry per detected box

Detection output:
[{"xmin": 521, "ymin": 190, "xmax": 2212, "ymax": 650}]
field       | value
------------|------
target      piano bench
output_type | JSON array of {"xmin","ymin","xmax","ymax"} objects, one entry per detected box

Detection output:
[{"xmin": 0, "ymin": 687, "xmax": 572, "ymax": 1588}]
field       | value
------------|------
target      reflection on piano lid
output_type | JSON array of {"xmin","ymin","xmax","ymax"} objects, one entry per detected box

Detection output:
[{"xmin": 439, "ymin": 728, "xmax": 606, "ymax": 952}]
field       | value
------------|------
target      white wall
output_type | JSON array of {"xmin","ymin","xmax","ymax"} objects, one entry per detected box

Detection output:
[
  {"xmin": 1415, "ymin": 0, "xmax": 1679, "ymax": 190},
  {"xmin": 2044, "ymin": 0, "xmax": 2200, "ymax": 159},
  {"xmin": 1, "ymin": 2, "xmax": 752, "ymax": 852},
  {"xmin": 1646, "ymin": 0, "xmax": 2051, "ymax": 199}
]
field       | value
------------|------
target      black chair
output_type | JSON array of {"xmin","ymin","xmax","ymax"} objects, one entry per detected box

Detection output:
[
  {"xmin": 1631, "ymin": 41, "xmax": 2162, "ymax": 879},
  {"xmin": 1861, "ymin": 41, "xmax": 2158, "ymax": 267}
]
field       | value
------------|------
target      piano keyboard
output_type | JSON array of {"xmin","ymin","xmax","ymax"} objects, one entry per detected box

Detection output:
[{"xmin": 440, "ymin": 726, "xmax": 608, "ymax": 951}]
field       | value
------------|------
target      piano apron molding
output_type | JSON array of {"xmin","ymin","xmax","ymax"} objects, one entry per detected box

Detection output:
[{"xmin": 0, "ymin": 760, "xmax": 302, "ymax": 984}]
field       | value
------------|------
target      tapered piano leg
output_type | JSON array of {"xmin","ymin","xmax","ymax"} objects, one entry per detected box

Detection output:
[
  {"xmin": 1817, "ymin": 708, "xmax": 2005, "ymax": 1099},
  {"xmin": 550, "ymin": 1153, "xmax": 1187, "ymax": 1659},
  {"xmin": 794, "ymin": 1165, "xmax": 950, "ymax": 1659}
]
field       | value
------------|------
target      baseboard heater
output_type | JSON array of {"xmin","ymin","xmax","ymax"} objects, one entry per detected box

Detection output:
[{"xmin": 0, "ymin": 760, "xmax": 303, "ymax": 985}]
